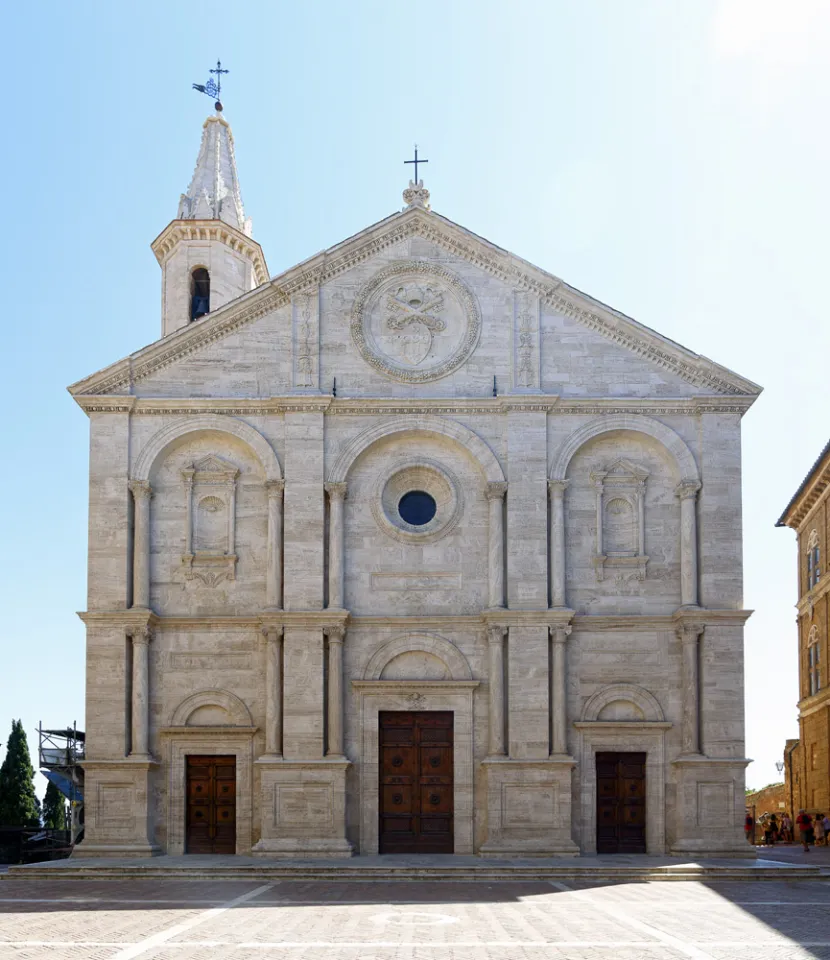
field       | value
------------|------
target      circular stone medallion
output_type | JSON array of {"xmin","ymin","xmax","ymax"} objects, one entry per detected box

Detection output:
[{"xmin": 351, "ymin": 261, "xmax": 481, "ymax": 382}]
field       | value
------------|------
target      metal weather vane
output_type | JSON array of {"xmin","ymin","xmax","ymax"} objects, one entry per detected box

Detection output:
[{"xmin": 193, "ymin": 60, "xmax": 229, "ymax": 110}]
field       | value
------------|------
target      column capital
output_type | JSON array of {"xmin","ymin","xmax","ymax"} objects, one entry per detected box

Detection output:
[
  {"xmin": 325, "ymin": 482, "xmax": 348, "ymax": 501},
  {"xmin": 129, "ymin": 480, "xmax": 153, "ymax": 501},
  {"xmin": 129, "ymin": 625, "xmax": 153, "ymax": 645},
  {"xmin": 266, "ymin": 479, "xmax": 285, "ymax": 497},
  {"xmin": 261, "ymin": 624, "xmax": 284, "ymax": 641},
  {"xmin": 551, "ymin": 624, "xmax": 572, "ymax": 643},
  {"xmin": 487, "ymin": 624, "xmax": 507, "ymax": 644},
  {"xmin": 548, "ymin": 478, "xmax": 569, "ymax": 497},
  {"xmin": 675, "ymin": 479, "xmax": 701, "ymax": 501},
  {"xmin": 676, "ymin": 621, "xmax": 705, "ymax": 643},
  {"xmin": 325, "ymin": 624, "xmax": 346, "ymax": 644},
  {"xmin": 485, "ymin": 481, "xmax": 508, "ymax": 502}
]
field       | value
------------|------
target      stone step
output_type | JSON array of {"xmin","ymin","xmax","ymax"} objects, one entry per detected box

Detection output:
[{"xmin": 6, "ymin": 862, "xmax": 822, "ymax": 882}]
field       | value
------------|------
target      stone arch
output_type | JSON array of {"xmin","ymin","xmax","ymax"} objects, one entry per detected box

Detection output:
[
  {"xmin": 329, "ymin": 416, "xmax": 505, "ymax": 484},
  {"xmin": 133, "ymin": 416, "xmax": 282, "ymax": 482},
  {"xmin": 581, "ymin": 683, "xmax": 665, "ymax": 723},
  {"xmin": 170, "ymin": 689, "xmax": 253, "ymax": 727},
  {"xmin": 364, "ymin": 633, "xmax": 473, "ymax": 681},
  {"xmin": 550, "ymin": 414, "xmax": 699, "ymax": 484}
]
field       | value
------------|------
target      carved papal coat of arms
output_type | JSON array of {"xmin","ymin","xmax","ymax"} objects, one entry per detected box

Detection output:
[{"xmin": 385, "ymin": 284, "xmax": 447, "ymax": 366}]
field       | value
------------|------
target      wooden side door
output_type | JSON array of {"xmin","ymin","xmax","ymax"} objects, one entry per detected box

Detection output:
[
  {"xmin": 596, "ymin": 751, "xmax": 646, "ymax": 854},
  {"xmin": 186, "ymin": 755, "xmax": 236, "ymax": 854},
  {"xmin": 379, "ymin": 711, "xmax": 453, "ymax": 854}
]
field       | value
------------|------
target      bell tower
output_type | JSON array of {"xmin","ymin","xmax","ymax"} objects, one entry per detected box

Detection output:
[{"xmin": 151, "ymin": 106, "xmax": 268, "ymax": 338}]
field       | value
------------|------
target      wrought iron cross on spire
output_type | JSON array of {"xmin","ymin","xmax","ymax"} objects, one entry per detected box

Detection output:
[
  {"xmin": 405, "ymin": 144, "xmax": 428, "ymax": 183},
  {"xmin": 192, "ymin": 60, "xmax": 229, "ymax": 109}
]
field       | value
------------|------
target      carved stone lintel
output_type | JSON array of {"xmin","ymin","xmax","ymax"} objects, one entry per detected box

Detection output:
[
  {"xmin": 485, "ymin": 482, "xmax": 508, "ymax": 502},
  {"xmin": 325, "ymin": 482, "xmax": 348, "ymax": 501}
]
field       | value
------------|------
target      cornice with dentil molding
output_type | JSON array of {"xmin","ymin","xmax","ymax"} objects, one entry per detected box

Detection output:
[{"xmin": 72, "ymin": 394, "xmax": 756, "ymax": 418}]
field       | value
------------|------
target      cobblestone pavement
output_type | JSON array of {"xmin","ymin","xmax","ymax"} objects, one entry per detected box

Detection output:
[{"xmin": 1, "ymin": 876, "xmax": 829, "ymax": 959}]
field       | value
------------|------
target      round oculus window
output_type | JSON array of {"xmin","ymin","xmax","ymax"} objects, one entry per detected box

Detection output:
[{"xmin": 398, "ymin": 490, "xmax": 437, "ymax": 526}]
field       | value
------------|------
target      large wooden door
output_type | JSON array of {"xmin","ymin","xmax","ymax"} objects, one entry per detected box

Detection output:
[
  {"xmin": 596, "ymin": 751, "xmax": 646, "ymax": 853},
  {"xmin": 379, "ymin": 711, "xmax": 453, "ymax": 854},
  {"xmin": 186, "ymin": 756, "xmax": 236, "ymax": 854}
]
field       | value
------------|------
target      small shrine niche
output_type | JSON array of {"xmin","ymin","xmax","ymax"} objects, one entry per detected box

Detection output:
[
  {"xmin": 181, "ymin": 455, "xmax": 239, "ymax": 586},
  {"xmin": 590, "ymin": 458, "xmax": 649, "ymax": 582}
]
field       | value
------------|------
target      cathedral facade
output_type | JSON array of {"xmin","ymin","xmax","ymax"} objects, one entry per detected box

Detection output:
[{"xmin": 72, "ymin": 109, "xmax": 759, "ymax": 859}]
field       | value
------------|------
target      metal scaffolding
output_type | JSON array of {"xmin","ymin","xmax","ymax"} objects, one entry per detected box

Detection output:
[{"xmin": 38, "ymin": 722, "xmax": 84, "ymax": 844}]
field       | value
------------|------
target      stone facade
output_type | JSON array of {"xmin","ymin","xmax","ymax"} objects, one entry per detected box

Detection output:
[
  {"xmin": 777, "ymin": 444, "xmax": 830, "ymax": 817},
  {"xmin": 70, "ymin": 109, "xmax": 760, "ymax": 859}
]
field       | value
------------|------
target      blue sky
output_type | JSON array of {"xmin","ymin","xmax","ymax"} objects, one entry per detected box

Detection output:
[{"xmin": 2, "ymin": 0, "xmax": 829, "ymax": 795}]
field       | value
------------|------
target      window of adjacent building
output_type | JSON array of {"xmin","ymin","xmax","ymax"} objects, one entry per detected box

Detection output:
[
  {"xmin": 807, "ymin": 529, "xmax": 821, "ymax": 589},
  {"xmin": 808, "ymin": 625, "xmax": 821, "ymax": 696},
  {"xmin": 190, "ymin": 267, "xmax": 210, "ymax": 321}
]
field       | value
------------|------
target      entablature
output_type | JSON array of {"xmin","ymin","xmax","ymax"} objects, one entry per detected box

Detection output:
[{"xmin": 71, "ymin": 394, "xmax": 757, "ymax": 418}]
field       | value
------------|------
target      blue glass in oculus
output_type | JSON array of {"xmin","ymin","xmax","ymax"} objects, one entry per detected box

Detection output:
[{"xmin": 398, "ymin": 490, "xmax": 437, "ymax": 526}]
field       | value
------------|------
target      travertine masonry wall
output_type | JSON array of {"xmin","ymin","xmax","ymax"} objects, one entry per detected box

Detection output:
[{"xmin": 75, "ymin": 200, "xmax": 758, "ymax": 860}]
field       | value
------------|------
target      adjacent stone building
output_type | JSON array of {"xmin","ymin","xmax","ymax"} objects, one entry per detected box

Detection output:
[
  {"xmin": 777, "ymin": 441, "xmax": 830, "ymax": 816},
  {"xmin": 71, "ymin": 107, "xmax": 760, "ymax": 859}
]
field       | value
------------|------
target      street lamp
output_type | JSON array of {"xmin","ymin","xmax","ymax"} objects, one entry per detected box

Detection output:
[{"xmin": 775, "ymin": 761, "xmax": 785, "ymax": 775}]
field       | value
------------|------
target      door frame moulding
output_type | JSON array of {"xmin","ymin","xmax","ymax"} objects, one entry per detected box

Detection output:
[
  {"xmin": 162, "ymin": 729, "xmax": 256, "ymax": 855},
  {"xmin": 573, "ymin": 721, "xmax": 671, "ymax": 855},
  {"xmin": 352, "ymin": 680, "xmax": 479, "ymax": 855}
]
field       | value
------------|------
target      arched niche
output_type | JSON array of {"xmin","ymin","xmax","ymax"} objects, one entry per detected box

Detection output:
[
  {"xmin": 170, "ymin": 689, "xmax": 253, "ymax": 727},
  {"xmin": 364, "ymin": 633, "xmax": 473, "ymax": 682},
  {"xmin": 329, "ymin": 415, "xmax": 505, "ymax": 485},
  {"xmin": 550, "ymin": 414, "xmax": 699, "ymax": 485},
  {"xmin": 133, "ymin": 416, "xmax": 282, "ymax": 483},
  {"xmin": 580, "ymin": 683, "xmax": 665, "ymax": 723}
]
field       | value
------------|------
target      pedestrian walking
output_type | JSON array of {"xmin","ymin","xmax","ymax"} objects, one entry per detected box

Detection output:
[
  {"xmin": 781, "ymin": 813, "xmax": 793, "ymax": 843},
  {"xmin": 815, "ymin": 815, "xmax": 826, "ymax": 847},
  {"xmin": 796, "ymin": 809, "xmax": 813, "ymax": 852},
  {"xmin": 744, "ymin": 811, "xmax": 755, "ymax": 844},
  {"xmin": 823, "ymin": 813, "xmax": 830, "ymax": 843}
]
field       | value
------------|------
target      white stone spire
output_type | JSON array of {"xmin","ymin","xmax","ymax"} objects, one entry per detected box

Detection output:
[
  {"xmin": 152, "ymin": 108, "xmax": 267, "ymax": 337},
  {"xmin": 177, "ymin": 110, "xmax": 252, "ymax": 236}
]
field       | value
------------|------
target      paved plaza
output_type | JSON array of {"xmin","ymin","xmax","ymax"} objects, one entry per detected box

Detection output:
[{"xmin": 1, "ymin": 874, "xmax": 830, "ymax": 960}]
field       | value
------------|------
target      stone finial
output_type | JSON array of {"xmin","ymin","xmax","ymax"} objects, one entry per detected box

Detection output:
[{"xmin": 403, "ymin": 179, "xmax": 431, "ymax": 210}]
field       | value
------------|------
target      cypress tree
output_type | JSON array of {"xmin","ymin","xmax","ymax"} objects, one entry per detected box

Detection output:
[
  {"xmin": 42, "ymin": 781, "xmax": 66, "ymax": 830},
  {"xmin": 0, "ymin": 720, "xmax": 41, "ymax": 827}
]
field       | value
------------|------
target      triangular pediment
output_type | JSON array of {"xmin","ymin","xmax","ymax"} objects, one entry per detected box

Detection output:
[{"xmin": 69, "ymin": 205, "xmax": 761, "ymax": 399}]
